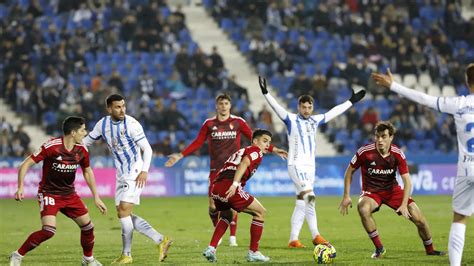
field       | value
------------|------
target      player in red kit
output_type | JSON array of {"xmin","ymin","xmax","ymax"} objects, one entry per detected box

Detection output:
[
  {"xmin": 165, "ymin": 93, "xmax": 285, "ymax": 246},
  {"xmin": 202, "ymin": 129, "xmax": 287, "ymax": 263},
  {"xmin": 338, "ymin": 121, "xmax": 445, "ymax": 259},
  {"xmin": 9, "ymin": 117, "xmax": 107, "ymax": 266}
]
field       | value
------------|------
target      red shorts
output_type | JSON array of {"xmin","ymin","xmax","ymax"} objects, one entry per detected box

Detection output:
[
  {"xmin": 210, "ymin": 179, "xmax": 255, "ymax": 212},
  {"xmin": 208, "ymin": 171, "xmax": 218, "ymax": 197},
  {"xmin": 37, "ymin": 192, "xmax": 89, "ymax": 219},
  {"xmin": 361, "ymin": 185, "xmax": 415, "ymax": 213}
]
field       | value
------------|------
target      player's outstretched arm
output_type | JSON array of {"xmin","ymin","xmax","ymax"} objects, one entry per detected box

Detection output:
[
  {"xmin": 371, "ymin": 68, "xmax": 438, "ymax": 110},
  {"xmin": 259, "ymin": 76, "xmax": 289, "ymax": 121},
  {"xmin": 324, "ymin": 86, "xmax": 366, "ymax": 123},
  {"xmin": 165, "ymin": 152, "xmax": 183, "ymax": 167},
  {"xmin": 83, "ymin": 167, "xmax": 107, "ymax": 214},
  {"xmin": 396, "ymin": 173, "xmax": 412, "ymax": 219},
  {"xmin": 225, "ymin": 156, "xmax": 251, "ymax": 199},
  {"xmin": 271, "ymin": 147, "xmax": 288, "ymax": 160},
  {"xmin": 339, "ymin": 164, "xmax": 355, "ymax": 216},
  {"xmin": 16, "ymin": 156, "xmax": 36, "ymax": 202}
]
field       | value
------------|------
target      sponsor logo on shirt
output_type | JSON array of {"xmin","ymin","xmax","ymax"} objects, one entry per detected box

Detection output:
[
  {"xmin": 52, "ymin": 163, "xmax": 80, "ymax": 173},
  {"xmin": 56, "ymin": 156, "xmax": 63, "ymax": 161},
  {"xmin": 367, "ymin": 168, "xmax": 394, "ymax": 175},
  {"xmin": 211, "ymin": 131, "xmax": 237, "ymax": 139},
  {"xmin": 370, "ymin": 161, "xmax": 376, "ymax": 166}
]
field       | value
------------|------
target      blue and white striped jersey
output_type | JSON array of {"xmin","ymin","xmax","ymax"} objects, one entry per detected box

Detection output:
[
  {"xmin": 264, "ymin": 93, "xmax": 352, "ymax": 167},
  {"xmin": 83, "ymin": 115, "xmax": 148, "ymax": 176}
]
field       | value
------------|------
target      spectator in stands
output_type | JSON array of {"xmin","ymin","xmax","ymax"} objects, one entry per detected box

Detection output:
[
  {"xmin": 153, "ymin": 136, "xmax": 173, "ymax": 157},
  {"xmin": 10, "ymin": 138, "xmax": 25, "ymax": 157},
  {"xmin": 163, "ymin": 101, "xmax": 187, "ymax": 131},
  {"xmin": 361, "ymin": 107, "xmax": 379, "ymax": 129},
  {"xmin": 210, "ymin": 46, "xmax": 224, "ymax": 74},
  {"xmin": 0, "ymin": 130, "xmax": 12, "ymax": 157},
  {"xmin": 266, "ymin": 2, "xmax": 283, "ymax": 31},
  {"xmin": 108, "ymin": 70, "xmax": 125, "ymax": 93},
  {"xmin": 289, "ymin": 74, "xmax": 311, "ymax": 97},
  {"xmin": 346, "ymin": 108, "xmax": 360, "ymax": 131},
  {"xmin": 42, "ymin": 68, "xmax": 65, "ymax": 91}
]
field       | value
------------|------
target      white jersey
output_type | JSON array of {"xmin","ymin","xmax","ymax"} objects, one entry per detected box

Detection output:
[
  {"xmin": 264, "ymin": 93, "xmax": 352, "ymax": 166},
  {"xmin": 391, "ymin": 82, "xmax": 474, "ymax": 177},
  {"xmin": 83, "ymin": 114, "xmax": 148, "ymax": 176}
]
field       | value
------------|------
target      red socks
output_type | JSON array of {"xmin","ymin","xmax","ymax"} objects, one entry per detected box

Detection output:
[
  {"xmin": 368, "ymin": 230, "xmax": 383, "ymax": 249},
  {"xmin": 18, "ymin": 225, "xmax": 56, "ymax": 255},
  {"xmin": 80, "ymin": 221, "xmax": 95, "ymax": 257},
  {"xmin": 210, "ymin": 218, "xmax": 230, "ymax": 247},
  {"xmin": 250, "ymin": 219, "xmax": 264, "ymax": 252}
]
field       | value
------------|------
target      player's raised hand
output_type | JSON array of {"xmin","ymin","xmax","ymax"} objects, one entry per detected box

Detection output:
[
  {"xmin": 135, "ymin": 171, "xmax": 148, "ymax": 188},
  {"xmin": 14, "ymin": 188, "xmax": 24, "ymax": 202},
  {"xmin": 371, "ymin": 68, "xmax": 394, "ymax": 88},
  {"xmin": 165, "ymin": 153, "xmax": 183, "ymax": 167},
  {"xmin": 338, "ymin": 196, "xmax": 352, "ymax": 216},
  {"xmin": 396, "ymin": 204, "xmax": 412, "ymax": 219},
  {"xmin": 258, "ymin": 76, "xmax": 268, "ymax": 94},
  {"xmin": 349, "ymin": 86, "xmax": 366, "ymax": 104},
  {"xmin": 94, "ymin": 197, "xmax": 108, "ymax": 214}
]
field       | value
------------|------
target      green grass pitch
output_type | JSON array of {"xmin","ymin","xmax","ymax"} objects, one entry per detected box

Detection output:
[{"xmin": 1, "ymin": 196, "xmax": 472, "ymax": 265}]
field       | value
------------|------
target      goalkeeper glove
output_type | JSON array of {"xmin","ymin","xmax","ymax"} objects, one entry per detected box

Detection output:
[
  {"xmin": 349, "ymin": 88, "xmax": 366, "ymax": 104},
  {"xmin": 258, "ymin": 76, "xmax": 268, "ymax": 94}
]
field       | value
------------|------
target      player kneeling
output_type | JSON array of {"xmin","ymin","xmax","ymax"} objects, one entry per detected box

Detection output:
[
  {"xmin": 9, "ymin": 117, "xmax": 107, "ymax": 266},
  {"xmin": 202, "ymin": 129, "xmax": 287, "ymax": 263}
]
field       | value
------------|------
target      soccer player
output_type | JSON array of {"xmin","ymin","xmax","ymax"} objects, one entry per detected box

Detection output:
[
  {"xmin": 372, "ymin": 66, "xmax": 473, "ymax": 266},
  {"xmin": 9, "ymin": 116, "xmax": 107, "ymax": 266},
  {"xmin": 202, "ymin": 129, "xmax": 287, "ymax": 263},
  {"xmin": 83, "ymin": 94, "xmax": 172, "ymax": 264},
  {"xmin": 258, "ymin": 76, "xmax": 365, "ymax": 248},
  {"xmin": 165, "ymin": 93, "xmax": 286, "ymax": 246},
  {"xmin": 339, "ymin": 121, "xmax": 445, "ymax": 258}
]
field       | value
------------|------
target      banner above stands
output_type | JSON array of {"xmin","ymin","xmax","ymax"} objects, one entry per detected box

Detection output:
[{"xmin": 0, "ymin": 155, "xmax": 457, "ymax": 198}]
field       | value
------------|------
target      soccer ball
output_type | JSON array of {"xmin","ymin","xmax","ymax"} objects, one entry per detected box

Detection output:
[{"xmin": 313, "ymin": 244, "xmax": 336, "ymax": 264}]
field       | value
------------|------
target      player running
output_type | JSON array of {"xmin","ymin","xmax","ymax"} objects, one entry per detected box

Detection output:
[
  {"xmin": 258, "ymin": 76, "xmax": 365, "ymax": 248},
  {"xmin": 9, "ymin": 116, "xmax": 107, "ymax": 266},
  {"xmin": 83, "ymin": 94, "xmax": 172, "ymax": 264},
  {"xmin": 339, "ymin": 121, "xmax": 445, "ymax": 259},
  {"xmin": 165, "ymin": 93, "xmax": 286, "ymax": 246},
  {"xmin": 372, "ymin": 65, "xmax": 473, "ymax": 266},
  {"xmin": 202, "ymin": 129, "xmax": 287, "ymax": 263}
]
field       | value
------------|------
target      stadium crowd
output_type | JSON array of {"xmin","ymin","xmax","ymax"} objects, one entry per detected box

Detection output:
[
  {"xmin": 0, "ymin": 0, "xmax": 271, "ymax": 156},
  {"xmin": 1, "ymin": 0, "xmax": 473, "ymax": 156},
  {"xmin": 206, "ymin": 0, "xmax": 473, "ymax": 153}
]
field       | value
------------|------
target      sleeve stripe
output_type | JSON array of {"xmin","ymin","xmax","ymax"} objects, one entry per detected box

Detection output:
[
  {"xmin": 87, "ymin": 134, "xmax": 101, "ymax": 140},
  {"xmin": 135, "ymin": 136, "xmax": 146, "ymax": 142},
  {"xmin": 436, "ymin": 97, "xmax": 441, "ymax": 112}
]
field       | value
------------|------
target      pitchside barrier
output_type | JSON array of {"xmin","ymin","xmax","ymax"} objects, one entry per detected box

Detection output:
[{"xmin": 0, "ymin": 154, "xmax": 457, "ymax": 198}]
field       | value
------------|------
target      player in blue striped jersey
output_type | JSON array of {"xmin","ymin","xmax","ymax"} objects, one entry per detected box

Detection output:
[
  {"xmin": 259, "ymin": 76, "xmax": 365, "ymax": 248},
  {"xmin": 83, "ymin": 94, "xmax": 172, "ymax": 264}
]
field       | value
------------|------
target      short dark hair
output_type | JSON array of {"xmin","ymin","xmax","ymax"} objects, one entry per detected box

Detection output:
[
  {"xmin": 106, "ymin": 94, "xmax": 125, "ymax": 107},
  {"xmin": 252, "ymin": 128, "xmax": 272, "ymax": 140},
  {"xmin": 466, "ymin": 63, "xmax": 474, "ymax": 87},
  {"xmin": 215, "ymin": 93, "xmax": 232, "ymax": 103},
  {"xmin": 62, "ymin": 116, "xmax": 85, "ymax": 135},
  {"xmin": 298, "ymin": 95, "xmax": 314, "ymax": 105},
  {"xmin": 375, "ymin": 121, "xmax": 396, "ymax": 136}
]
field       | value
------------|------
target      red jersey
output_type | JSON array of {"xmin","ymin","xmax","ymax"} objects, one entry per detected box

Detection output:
[
  {"xmin": 350, "ymin": 143, "xmax": 409, "ymax": 192},
  {"xmin": 31, "ymin": 137, "xmax": 90, "ymax": 195},
  {"xmin": 215, "ymin": 145, "xmax": 263, "ymax": 187},
  {"xmin": 182, "ymin": 115, "xmax": 253, "ymax": 171}
]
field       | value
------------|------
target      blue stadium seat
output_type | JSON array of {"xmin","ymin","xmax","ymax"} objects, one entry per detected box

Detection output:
[{"xmin": 220, "ymin": 18, "xmax": 233, "ymax": 32}]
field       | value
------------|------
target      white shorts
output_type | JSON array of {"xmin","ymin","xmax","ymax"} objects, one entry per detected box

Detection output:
[
  {"xmin": 115, "ymin": 177, "xmax": 144, "ymax": 206},
  {"xmin": 288, "ymin": 165, "xmax": 315, "ymax": 195},
  {"xmin": 452, "ymin": 176, "xmax": 474, "ymax": 216}
]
